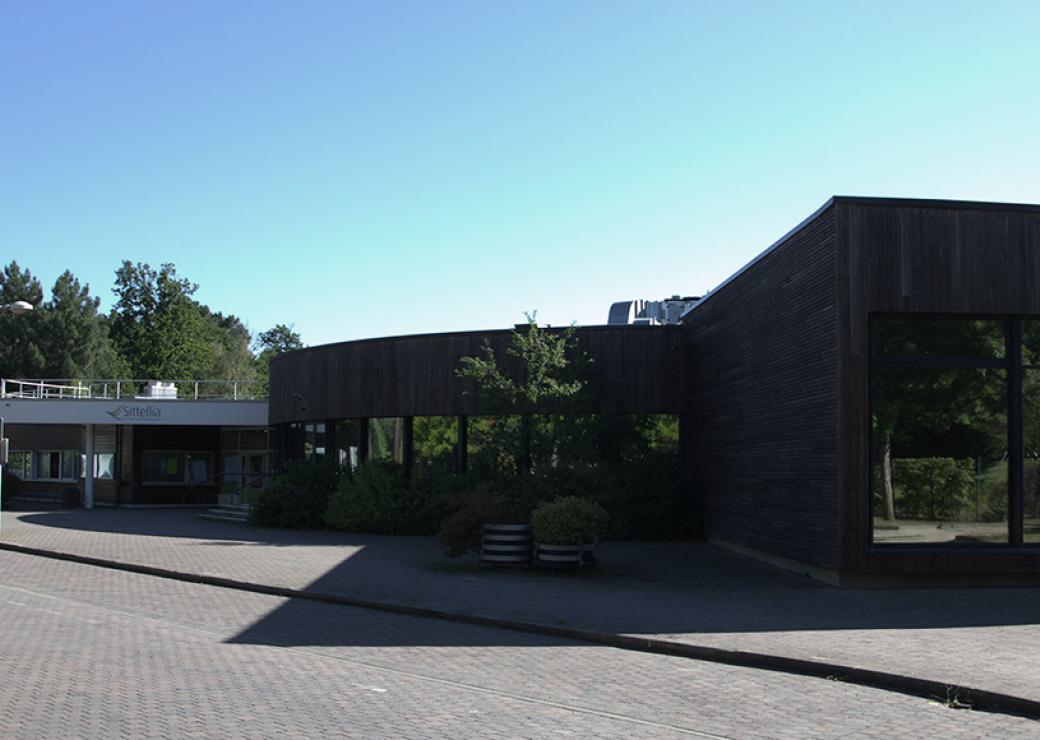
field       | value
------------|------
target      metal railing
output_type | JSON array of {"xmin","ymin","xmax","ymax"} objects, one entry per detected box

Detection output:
[{"xmin": 0, "ymin": 378, "xmax": 268, "ymax": 401}]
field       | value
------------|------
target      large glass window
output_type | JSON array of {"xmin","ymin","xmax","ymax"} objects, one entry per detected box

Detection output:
[
  {"xmin": 872, "ymin": 319, "xmax": 1010, "ymax": 545},
  {"xmin": 34, "ymin": 450, "xmax": 78, "ymax": 480},
  {"xmin": 142, "ymin": 451, "xmax": 212, "ymax": 485},
  {"xmin": 369, "ymin": 418, "xmax": 405, "ymax": 464},
  {"xmin": 7, "ymin": 450, "xmax": 31, "ymax": 480},
  {"xmin": 1022, "ymin": 320, "xmax": 1040, "ymax": 544},
  {"xmin": 872, "ymin": 366, "xmax": 1007, "ymax": 544}
]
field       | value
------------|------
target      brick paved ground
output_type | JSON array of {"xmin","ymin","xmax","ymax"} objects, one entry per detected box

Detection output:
[
  {"xmin": 2, "ymin": 506, "xmax": 1039, "ymax": 708},
  {"xmin": 1, "ymin": 549, "xmax": 1037, "ymax": 738}
]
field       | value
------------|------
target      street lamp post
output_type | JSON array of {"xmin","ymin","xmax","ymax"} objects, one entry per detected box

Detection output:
[{"xmin": 1, "ymin": 300, "xmax": 35, "ymax": 534}]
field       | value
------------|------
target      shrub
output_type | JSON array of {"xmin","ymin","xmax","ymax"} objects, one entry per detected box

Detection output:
[
  {"xmin": 437, "ymin": 482, "xmax": 517, "ymax": 557},
  {"xmin": 325, "ymin": 460, "xmax": 465, "ymax": 535},
  {"xmin": 892, "ymin": 457, "xmax": 974, "ymax": 521},
  {"xmin": 531, "ymin": 496, "xmax": 608, "ymax": 545},
  {"xmin": 250, "ymin": 459, "xmax": 338, "ymax": 529}
]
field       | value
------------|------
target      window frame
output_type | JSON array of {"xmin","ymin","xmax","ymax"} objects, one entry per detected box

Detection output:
[
  {"xmin": 141, "ymin": 450, "xmax": 214, "ymax": 486},
  {"xmin": 868, "ymin": 314, "xmax": 1039, "ymax": 551}
]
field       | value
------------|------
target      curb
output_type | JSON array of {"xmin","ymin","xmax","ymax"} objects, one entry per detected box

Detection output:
[{"xmin": 2, "ymin": 539, "xmax": 1038, "ymax": 721}]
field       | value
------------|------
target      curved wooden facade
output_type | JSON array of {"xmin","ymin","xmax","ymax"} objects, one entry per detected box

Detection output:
[{"xmin": 269, "ymin": 325, "xmax": 686, "ymax": 424}]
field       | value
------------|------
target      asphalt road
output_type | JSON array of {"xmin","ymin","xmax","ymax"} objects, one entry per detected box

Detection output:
[{"xmin": 0, "ymin": 550, "xmax": 1034, "ymax": 739}]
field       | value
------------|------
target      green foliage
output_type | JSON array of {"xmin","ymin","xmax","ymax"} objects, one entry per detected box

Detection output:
[
  {"xmin": 413, "ymin": 416, "xmax": 458, "ymax": 467},
  {"xmin": 891, "ymin": 457, "xmax": 975, "ymax": 521},
  {"xmin": 110, "ymin": 261, "xmax": 212, "ymax": 380},
  {"xmin": 458, "ymin": 313, "xmax": 590, "ymax": 414},
  {"xmin": 250, "ymin": 459, "xmax": 338, "ymax": 529},
  {"xmin": 253, "ymin": 324, "xmax": 304, "ymax": 395},
  {"xmin": 325, "ymin": 461, "xmax": 465, "ymax": 535},
  {"xmin": 0, "ymin": 263, "xmax": 128, "ymax": 380},
  {"xmin": 531, "ymin": 496, "xmax": 609, "ymax": 545},
  {"xmin": 437, "ymin": 482, "xmax": 517, "ymax": 557},
  {"xmin": 326, "ymin": 460, "xmax": 411, "ymax": 534}
]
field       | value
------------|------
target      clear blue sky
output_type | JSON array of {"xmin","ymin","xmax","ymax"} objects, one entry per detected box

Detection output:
[{"xmin": 4, "ymin": 1, "xmax": 1038, "ymax": 347}]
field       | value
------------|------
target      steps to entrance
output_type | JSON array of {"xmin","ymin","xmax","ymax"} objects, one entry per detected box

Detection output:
[
  {"xmin": 199, "ymin": 503, "xmax": 251, "ymax": 524},
  {"xmin": 10, "ymin": 490, "xmax": 75, "ymax": 508}
]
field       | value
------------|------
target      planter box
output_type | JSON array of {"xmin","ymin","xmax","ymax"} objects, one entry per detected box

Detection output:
[
  {"xmin": 534, "ymin": 541, "xmax": 598, "ymax": 568},
  {"xmin": 480, "ymin": 523, "xmax": 532, "ymax": 566},
  {"xmin": 534, "ymin": 542, "xmax": 583, "ymax": 568}
]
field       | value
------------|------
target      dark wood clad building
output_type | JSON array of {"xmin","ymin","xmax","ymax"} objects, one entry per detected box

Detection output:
[{"xmin": 270, "ymin": 196, "xmax": 1040, "ymax": 584}]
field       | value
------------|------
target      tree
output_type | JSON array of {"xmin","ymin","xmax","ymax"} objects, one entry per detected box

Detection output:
[
  {"xmin": 109, "ymin": 262, "xmax": 214, "ymax": 380},
  {"xmin": 36, "ymin": 271, "xmax": 128, "ymax": 380},
  {"xmin": 254, "ymin": 324, "xmax": 304, "ymax": 394},
  {"xmin": 0, "ymin": 261, "xmax": 44, "ymax": 378},
  {"xmin": 872, "ymin": 319, "xmax": 1007, "ymax": 521},
  {"xmin": 458, "ymin": 313, "xmax": 594, "ymax": 475}
]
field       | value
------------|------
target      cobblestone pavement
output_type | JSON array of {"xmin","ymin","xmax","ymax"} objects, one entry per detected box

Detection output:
[
  {"xmin": 3, "ymin": 507, "xmax": 1040, "ymax": 707},
  {"xmin": 1, "ymin": 549, "xmax": 1038, "ymax": 738}
]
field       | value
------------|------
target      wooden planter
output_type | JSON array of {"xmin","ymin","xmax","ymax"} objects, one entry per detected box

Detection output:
[{"xmin": 480, "ymin": 523, "xmax": 533, "ymax": 566}]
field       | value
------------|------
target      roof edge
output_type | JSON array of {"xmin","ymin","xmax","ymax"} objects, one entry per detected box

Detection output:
[
  {"xmin": 831, "ymin": 195, "xmax": 1040, "ymax": 213},
  {"xmin": 681, "ymin": 197, "xmax": 837, "ymax": 320}
]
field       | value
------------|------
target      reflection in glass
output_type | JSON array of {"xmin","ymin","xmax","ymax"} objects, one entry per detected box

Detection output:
[
  {"xmin": 872, "ymin": 319, "xmax": 1005, "ymax": 358},
  {"xmin": 1024, "ymin": 370, "xmax": 1040, "ymax": 543},
  {"xmin": 872, "ymin": 367, "xmax": 1008, "ymax": 544},
  {"xmin": 335, "ymin": 420, "xmax": 360, "ymax": 471},
  {"xmin": 413, "ymin": 417, "xmax": 459, "ymax": 469},
  {"xmin": 369, "ymin": 417, "xmax": 405, "ymax": 463}
]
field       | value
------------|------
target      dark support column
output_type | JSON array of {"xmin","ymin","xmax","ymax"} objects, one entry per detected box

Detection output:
[
  {"xmin": 456, "ymin": 415, "xmax": 469, "ymax": 473},
  {"xmin": 325, "ymin": 420, "xmax": 337, "ymax": 470},
  {"xmin": 403, "ymin": 416, "xmax": 414, "ymax": 479},
  {"xmin": 1009, "ymin": 319, "xmax": 1023, "ymax": 547},
  {"xmin": 358, "ymin": 418, "xmax": 370, "ymax": 463}
]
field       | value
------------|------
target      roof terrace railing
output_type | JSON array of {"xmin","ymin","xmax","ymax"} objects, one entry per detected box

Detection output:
[{"xmin": 0, "ymin": 378, "xmax": 268, "ymax": 401}]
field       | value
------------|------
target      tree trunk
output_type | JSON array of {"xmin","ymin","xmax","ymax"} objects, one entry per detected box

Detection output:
[{"xmin": 882, "ymin": 436, "xmax": 896, "ymax": 521}]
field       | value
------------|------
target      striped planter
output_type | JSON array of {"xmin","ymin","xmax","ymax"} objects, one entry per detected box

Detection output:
[
  {"xmin": 534, "ymin": 542, "xmax": 584, "ymax": 569},
  {"xmin": 480, "ymin": 523, "xmax": 533, "ymax": 566}
]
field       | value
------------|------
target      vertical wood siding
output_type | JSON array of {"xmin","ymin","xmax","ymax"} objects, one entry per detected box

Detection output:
[
  {"xmin": 269, "ymin": 325, "xmax": 685, "ymax": 423},
  {"xmin": 840, "ymin": 200, "xmax": 1040, "ymax": 575},
  {"xmin": 684, "ymin": 207, "xmax": 840, "ymax": 569}
]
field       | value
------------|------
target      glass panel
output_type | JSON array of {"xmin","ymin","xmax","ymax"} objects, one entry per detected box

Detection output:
[
  {"xmin": 61, "ymin": 450, "xmax": 77, "ymax": 479},
  {"xmin": 143, "ymin": 452, "xmax": 184, "ymax": 483},
  {"xmin": 335, "ymin": 420, "xmax": 360, "ymax": 471},
  {"xmin": 187, "ymin": 453, "xmax": 211, "ymax": 484},
  {"xmin": 872, "ymin": 366, "xmax": 1008, "ymax": 544},
  {"xmin": 94, "ymin": 453, "xmax": 114, "ymax": 480},
  {"xmin": 469, "ymin": 416, "xmax": 523, "ymax": 478},
  {"xmin": 369, "ymin": 418, "xmax": 404, "ymax": 464},
  {"xmin": 313, "ymin": 423, "xmax": 326, "ymax": 460},
  {"xmin": 8, "ymin": 451, "xmax": 30, "ymax": 480},
  {"xmin": 414, "ymin": 417, "xmax": 458, "ymax": 469},
  {"xmin": 1024, "ymin": 369, "xmax": 1040, "ymax": 543},
  {"xmin": 223, "ymin": 454, "xmax": 243, "ymax": 485},
  {"xmin": 872, "ymin": 319, "xmax": 1005, "ymax": 358},
  {"xmin": 1022, "ymin": 320, "xmax": 1040, "ymax": 366}
]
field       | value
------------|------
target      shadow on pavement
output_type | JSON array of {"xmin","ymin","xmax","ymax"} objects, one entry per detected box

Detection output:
[{"xmin": 11, "ymin": 507, "xmax": 1040, "ymax": 649}]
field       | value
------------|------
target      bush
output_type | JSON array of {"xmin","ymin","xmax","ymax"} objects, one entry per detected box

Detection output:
[
  {"xmin": 892, "ymin": 457, "xmax": 974, "ymax": 521},
  {"xmin": 437, "ymin": 482, "xmax": 517, "ymax": 557},
  {"xmin": 531, "ymin": 496, "xmax": 608, "ymax": 545},
  {"xmin": 250, "ymin": 459, "xmax": 338, "ymax": 529},
  {"xmin": 324, "ymin": 460, "xmax": 447, "ymax": 535}
]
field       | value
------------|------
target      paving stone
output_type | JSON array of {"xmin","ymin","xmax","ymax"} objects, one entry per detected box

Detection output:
[
  {"xmin": 1, "ymin": 550, "xmax": 1037, "ymax": 738},
  {"xmin": 2, "ymin": 506, "xmax": 1039, "ymax": 707}
]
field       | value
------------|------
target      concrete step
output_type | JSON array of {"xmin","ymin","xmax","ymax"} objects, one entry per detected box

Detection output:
[{"xmin": 199, "ymin": 504, "xmax": 251, "ymax": 524}]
